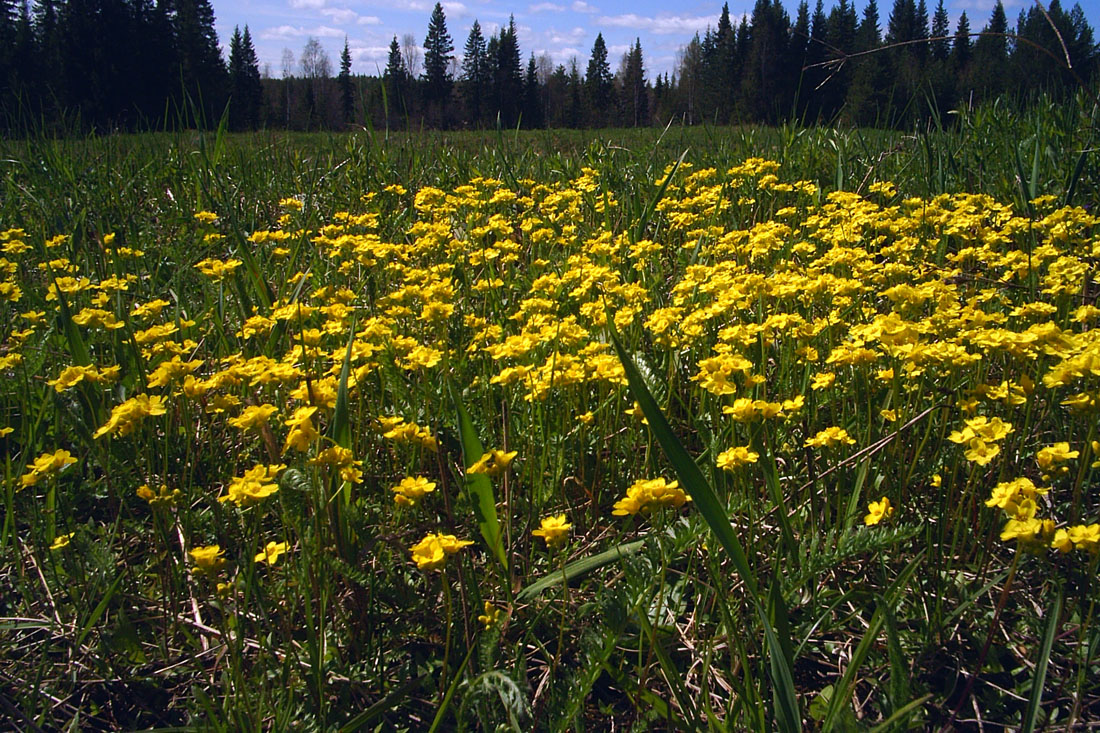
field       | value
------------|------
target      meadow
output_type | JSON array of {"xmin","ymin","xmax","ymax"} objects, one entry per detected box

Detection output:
[{"xmin": 2, "ymin": 96, "xmax": 1100, "ymax": 730}]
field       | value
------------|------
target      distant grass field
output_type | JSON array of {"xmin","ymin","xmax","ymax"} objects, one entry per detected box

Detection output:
[{"xmin": 2, "ymin": 97, "xmax": 1100, "ymax": 730}]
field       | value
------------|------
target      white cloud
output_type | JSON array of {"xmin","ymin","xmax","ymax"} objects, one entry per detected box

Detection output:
[
  {"xmin": 548, "ymin": 26, "xmax": 587, "ymax": 45},
  {"xmin": 571, "ymin": 1, "xmax": 597, "ymax": 13},
  {"xmin": 320, "ymin": 7, "xmax": 358, "ymax": 23},
  {"xmin": 260, "ymin": 24, "xmax": 346, "ymax": 40},
  {"xmin": 597, "ymin": 13, "xmax": 717, "ymax": 35},
  {"xmin": 289, "ymin": 0, "xmax": 327, "ymax": 8},
  {"xmin": 529, "ymin": 2, "xmax": 565, "ymax": 11},
  {"xmin": 357, "ymin": 15, "xmax": 382, "ymax": 25}
]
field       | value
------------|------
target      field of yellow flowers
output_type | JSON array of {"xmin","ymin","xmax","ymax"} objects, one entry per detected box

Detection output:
[{"xmin": 2, "ymin": 112, "xmax": 1100, "ymax": 729}]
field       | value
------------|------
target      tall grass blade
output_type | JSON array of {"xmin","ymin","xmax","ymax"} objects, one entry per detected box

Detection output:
[
  {"xmin": 632, "ymin": 148, "xmax": 688, "ymax": 244},
  {"xmin": 1021, "ymin": 586, "xmax": 1063, "ymax": 733},
  {"xmin": 1063, "ymin": 149, "xmax": 1088, "ymax": 207},
  {"xmin": 517, "ymin": 540, "xmax": 646, "ymax": 601},
  {"xmin": 608, "ymin": 326, "xmax": 801, "ymax": 732},
  {"xmin": 822, "ymin": 554, "xmax": 922, "ymax": 731},
  {"xmin": 331, "ymin": 323, "xmax": 356, "ymax": 506},
  {"xmin": 449, "ymin": 380, "xmax": 508, "ymax": 574}
]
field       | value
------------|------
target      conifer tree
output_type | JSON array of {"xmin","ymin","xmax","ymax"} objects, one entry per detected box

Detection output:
[
  {"xmin": 460, "ymin": 20, "xmax": 487, "ymax": 125},
  {"xmin": 494, "ymin": 16, "xmax": 522, "ymax": 126},
  {"xmin": 522, "ymin": 53, "xmax": 542, "ymax": 127},
  {"xmin": 585, "ymin": 32, "xmax": 613, "ymax": 125},
  {"xmin": 422, "ymin": 2, "xmax": 453, "ymax": 116},
  {"xmin": 384, "ymin": 35, "xmax": 409, "ymax": 125},
  {"xmin": 620, "ymin": 38, "xmax": 648, "ymax": 127},
  {"xmin": 338, "ymin": 37, "xmax": 354, "ymax": 125},
  {"xmin": 229, "ymin": 25, "xmax": 263, "ymax": 129}
]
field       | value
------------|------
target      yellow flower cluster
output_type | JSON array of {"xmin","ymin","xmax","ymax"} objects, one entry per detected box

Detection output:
[
  {"xmin": 93, "ymin": 394, "xmax": 168, "ymax": 439},
  {"xmin": 219, "ymin": 464, "xmax": 285, "ymax": 507},
  {"xmin": 391, "ymin": 476, "xmax": 436, "ymax": 507},
  {"xmin": 612, "ymin": 478, "xmax": 691, "ymax": 516},
  {"xmin": 21, "ymin": 449, "xmax": 77, "ymax": 487},
  {"xmin": 409, "ymin": 532, "xmax": 474, "ymax": 570}
]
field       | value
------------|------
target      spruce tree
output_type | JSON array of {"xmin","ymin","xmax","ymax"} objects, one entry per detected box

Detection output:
[
  {"xmin": 460, "ymin": 20, "xmax": 487, "ymax": 125},
  {"xmin": 522, "ymin": 53, "xmax": 542, "ymax": 128},
  {"xmin": 173, "ymin": 0, "xmax": 228, "ymax": 126},
  {"xmin": 421, "ymin": 2, "xmax": 453, "ymax": 113},
  {"xmin": 494, "ymin": 16, "xmax": 522, "ymax": 127},
  {"xmin": 229, "ymin": 25, "xmax": 263, "ymax": 129},
  {"xmin": 584, "ymin": 32, "xmax": 613, "ymax": 125},
  {"xmin": 338, "ymin": 37, "xmax": 354, "ymax": 125},
  {"xmin": 384, "ymin": 35, "xmax": 409, "ymax": 125},
  {"xmin": 620, "ymin": 38, "xmax": 648, "ymax": 127},
  {"xmin": 930, "ymin": 0, "xmax": 950, "ymax": 61}
]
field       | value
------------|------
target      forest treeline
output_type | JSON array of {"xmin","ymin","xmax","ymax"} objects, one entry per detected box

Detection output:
[{"xmin": 0, "ymin": 0, "xmax": 1096, "ymax": 134}]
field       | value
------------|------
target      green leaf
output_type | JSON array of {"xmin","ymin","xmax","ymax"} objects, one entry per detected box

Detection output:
[
  {"xmin": 517, "ymin": 540, "xmax": 646, "ymax": 601},
  {"xmin": 608, "ymin": 326, "xmax": 801, "ymax": 732},
  {"xmin": 331, "ymin": 322, "xmax": 356, "ymax": 506},
  {"xmin": 1021, "ymin": 586, "xmax": 1063, "ymax": 733},
  {"xmin": 449, "ymin": 381, "xmax": 508, "ymax": 574}
]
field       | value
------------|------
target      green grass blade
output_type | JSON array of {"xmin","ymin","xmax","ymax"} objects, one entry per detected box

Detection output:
[
  {"xmin": 823, "ymin": 554, "xmax": 922, "ymax": 732},
  {"xmin": 632, "ymin": 148, "xmax": 688, "ymax": 243},
  {"xmin": 866, "ymin": 694, "xmax": 932, "ymax": 733},
  {"xmin": 608, "ymin": 327, "xmax": 801, "ymax": 732},
  {"xmin": 449, "ymin": 380, "xmax": 508, "ymax": 574},
  {"xmin": 75, "ymin": 571, "xmax": 125, "ymax": 649},
  {"xmin": 428, "ymin": 640, "xmax": 477, "ymax": 733},
  {"xmin": 517, "ymin": 540, "xmax": 646, "ymax": 602},
  {"xmin": 331, "ymin": 323, "xmax": 355, "ymax": 451},
  {"xmin": 1063, "ymin": 149, "xmax": 1088, "ymax": 207},
  {"xmin": 331, "ymin": 322, "xmax": 356, "ymax": 507},
  {"xmin": 1021, "ymin": 586, "xmax": 1063, "ymax": 733},
  {"xmin": 339, "ymin": 673, "xmax": 431, "ymax": 732}
]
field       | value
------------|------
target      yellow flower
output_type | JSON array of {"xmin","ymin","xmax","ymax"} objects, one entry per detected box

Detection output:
[
  {"xmin": 532, "ymin": 514, "xmax": 571, "ymax": 549},
  {"xmin": 963, "ymin": 438, "xmax": 1000, "ymax": 466},
  {"xmin": 864, "ymin": 497, "xmax": 894, "ymax": 526},
  {"xmin": 50, "ymin": 532, "xmax": 75, "ymax": 551},
  {"xmin": 283, "ymin": 406, "xmax": 320, "ymax": 453},
  {"xmin": 804, "ymin": 426, "xmax": 856, "ymax": 449},
  {"xmin": 93, "ymin": 394, "xmax": 168, "ymax": 439},
  {"xmin": 228, "ymin": 404, "xmax": 279, "ymax": 431},
  {"xmin": 309, "ymin": 445, "xmax": 363, "ymax": 484},
  {"xmin": 219, "ymin": 464, "xmax": 285, "ymax": 506},
  {"xmin": 21, "ymin": 449, "xmax": 78, "ymax": 487},
  {"xmin": 189, "ymin": 545, "xmax": 226, "ymax": 575},
  {"xmin": 716, "ymin": 446, "xmax": 760, "ymax": 471},
  {"xmin": 137, "ymin": 483, "xmax": 180, "ymax": 508},
  {"xmin": 477, "ymin": 601, "xmax": 502, "ymax": 629},
  {"xmin": 391, "ymin": 476, "xmax": 436, "ymax": 507},
  {"xmin": 612, "ymin": 478, "xmax": 691, "ymax": 516},
  {"xmin": 254, "ymin": 541, "xmax": 289, "ymax": 565},
  {"xmin": 1036, "ymin": 442, "xmax": 1079, "ymax": 474},
  {"xmin": 468, "ymin": 449, "xmax": 518, "ymax": 478},
  {"xmin": 409, "ymin": 532, "xmax": 474, "ymax": 570}
]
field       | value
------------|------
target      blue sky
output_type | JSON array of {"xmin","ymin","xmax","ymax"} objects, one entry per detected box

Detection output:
[{"xmin": 211, "ymin": 0, "xmax": 1099, "ymax": 80}]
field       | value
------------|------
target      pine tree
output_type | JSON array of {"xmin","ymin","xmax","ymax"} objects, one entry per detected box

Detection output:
[
  {"xmin": 620, "ymin": 38, "xmax": 648, "ymax": 127},
  {"xmin": 227, "ymin": 25, "xmax": 263, "ymax": 129},
  {"xmin": 585, "ymin": 32, "xmax": 613, "ymax": 125},
  {"xmin": 522, "ymin": 53, "xmax": 542, "ymax": 127},
  {"xmin": 460, "ymin": 20, "xmax": 487, "ymax": 125},
  {"xmin": 338, "ymin": 37, "xmax": 354, "ymax": 125},
  {"xmin": 952, "ymin": 11, "xmax": 971, "ymax": 73},
  {"xmin": 421, "ymin": 1, "xmax": 453, "ymax": 117},
  {"xmin": 972, "ymin": 0, "xmax": 1008, "ymax": 100},
  {"xmin": 173, "ymin": 0, "xmax": 228, "ymax": 126},
  {"xmin": 384, "ymin": 35, "xmax": 409, "ymax": 125},
  {"xmin": 494, "ymin": 16, "xmax": 522, "ymax": 126},
  {"xmin": 930, "ymin": 0, "xmax": 950, "ymax": 61}
]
